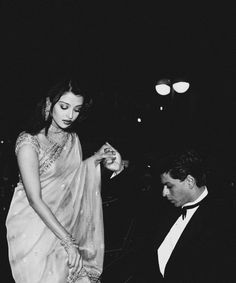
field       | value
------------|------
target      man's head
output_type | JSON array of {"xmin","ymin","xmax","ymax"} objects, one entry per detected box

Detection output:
[{"xmin": 160, "ymin": 149, "xmax": 206, "ymax": 207}]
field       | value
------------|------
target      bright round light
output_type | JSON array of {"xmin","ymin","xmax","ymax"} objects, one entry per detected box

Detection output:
[
  {"xmin": 172, "ymin": 81, "xmax": 190, "ymax": 93},
  {"xmin": 155, "ymin": 84, "xmax": 171, "ymax": 95}
]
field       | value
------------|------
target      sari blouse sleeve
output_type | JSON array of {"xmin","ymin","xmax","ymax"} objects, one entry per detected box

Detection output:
[{"xmin": 15, "ymin": 132, "xmax": 40, "ymax": 155}]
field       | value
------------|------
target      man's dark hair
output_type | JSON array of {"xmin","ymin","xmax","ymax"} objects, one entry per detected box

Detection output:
[{"xmin": 160, "ymin": 149, "xmax": 207, "ymax": 187}]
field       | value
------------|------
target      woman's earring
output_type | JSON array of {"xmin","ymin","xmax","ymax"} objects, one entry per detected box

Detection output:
[{"xmin": 45, "ymin": 97, "xmax": 51, "ymax": 120}]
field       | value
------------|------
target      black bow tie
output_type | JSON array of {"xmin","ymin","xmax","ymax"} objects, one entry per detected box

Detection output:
[{"xmin": 181, "ymin": 199, "xmax": 205, "ymax": 219}]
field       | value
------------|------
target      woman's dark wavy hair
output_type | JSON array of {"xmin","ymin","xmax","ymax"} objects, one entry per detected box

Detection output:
[
  {"xmin": 25, "ymin": 79, "xmax": 92, "ymax": 135},
  {"xmin": 160, "ymin": 149, "xmax": 207, "ymax": 187}
]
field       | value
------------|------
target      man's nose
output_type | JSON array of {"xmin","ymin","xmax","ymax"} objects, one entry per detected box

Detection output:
[{"xmin": 162, "ymin": 186, "xmax": 169, "ymax": 197}]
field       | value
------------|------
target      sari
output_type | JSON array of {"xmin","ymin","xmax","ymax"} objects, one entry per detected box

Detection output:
[{"xmin": 6, "ymin": 132, "xmax": 104, "ymax": 283}]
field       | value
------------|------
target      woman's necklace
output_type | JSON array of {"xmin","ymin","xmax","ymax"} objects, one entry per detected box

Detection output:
[{"xmin": 46, "ymin": 124, "xmax": 69, "ymax": 146}]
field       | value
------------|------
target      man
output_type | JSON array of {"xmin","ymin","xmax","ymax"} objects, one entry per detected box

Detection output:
[{"xmin": 133, "ymin": 149, "xmax": 236, "ymax": 282}]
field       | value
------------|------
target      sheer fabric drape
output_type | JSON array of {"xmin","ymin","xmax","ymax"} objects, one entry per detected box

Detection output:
[{"xmin": 6, "ymin": 133, "xmax": 104, "ymax": 283}]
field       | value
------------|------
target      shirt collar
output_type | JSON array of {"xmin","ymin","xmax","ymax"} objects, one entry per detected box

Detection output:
[{"xmin": 182, "ymin": 186, "xmax": 208, "ymax": 208}]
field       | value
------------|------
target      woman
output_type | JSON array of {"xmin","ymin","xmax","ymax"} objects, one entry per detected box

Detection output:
[{"xmin": 6, "ymin": 79, "xmax": 124, "ymax": 283}]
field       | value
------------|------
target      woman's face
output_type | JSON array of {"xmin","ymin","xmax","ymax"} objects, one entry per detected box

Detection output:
[{"xmin": 51, "ymin": 91, "xmax": 84, "ymax": 129}]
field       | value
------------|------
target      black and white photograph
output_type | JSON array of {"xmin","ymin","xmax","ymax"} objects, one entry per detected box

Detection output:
[{"xmin": 1, "ymin": 1, "xmax": 236, "ymax": 282}]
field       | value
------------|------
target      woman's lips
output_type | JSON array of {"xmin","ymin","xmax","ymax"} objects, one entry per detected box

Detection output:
[{"xmin": 62, "ymin": 120, "xmax": 72, "ymax": 125}]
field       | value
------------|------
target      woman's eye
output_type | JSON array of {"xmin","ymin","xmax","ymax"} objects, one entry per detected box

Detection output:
[
  {"xmin": 60, "ymin": 105, "xmax": 68, "ymax": 110},
  {"xmin": 74, "ymin": 109, "xmax": 80, "ymax": 113}
]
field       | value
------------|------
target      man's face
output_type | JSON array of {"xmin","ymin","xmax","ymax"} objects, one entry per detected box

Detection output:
[{"xmin": 160, "ymin": 172, "xmax": 192, "ymax": 207}]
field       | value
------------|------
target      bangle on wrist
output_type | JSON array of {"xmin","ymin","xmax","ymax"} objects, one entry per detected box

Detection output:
[{"xmin": 60, "ymin": 234, "xmax": 76, "ymax": 251}]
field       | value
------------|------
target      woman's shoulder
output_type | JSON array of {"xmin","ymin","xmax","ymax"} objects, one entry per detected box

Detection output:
[{"xmin": 15, "ymin": 131, "xmax": 40, "ymax": 155}]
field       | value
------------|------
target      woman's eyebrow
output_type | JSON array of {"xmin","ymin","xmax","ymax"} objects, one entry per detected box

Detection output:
[
  {"xmin": 59, "ymin": 101, "xmax": 83, "ymax": 107},
  {"xmin": 59, "ymin": 100, "xmax": 70, "ymax": 105}
]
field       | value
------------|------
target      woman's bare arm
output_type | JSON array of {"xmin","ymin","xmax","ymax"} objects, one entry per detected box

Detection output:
[
  {"xmin": 17, "ymin": 144, "xmax": 69, "ymax": 239},
  {"xmin": 17, "ymin": 144, "xmax": 82, "ymax": 271}
]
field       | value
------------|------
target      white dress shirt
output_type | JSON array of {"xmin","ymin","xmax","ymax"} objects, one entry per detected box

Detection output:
[{"xmin": 157, "ymin": 188, "xmax": 208, "ymax": 277}]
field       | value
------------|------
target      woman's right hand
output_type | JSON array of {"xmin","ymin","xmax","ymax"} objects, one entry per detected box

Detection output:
[{"xmin": 66, "ymin": 244, "xmax": 83, "ymax": 274}]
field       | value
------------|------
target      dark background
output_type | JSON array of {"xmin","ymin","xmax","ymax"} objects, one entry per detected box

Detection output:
[
  {"xmin": 1, "ymin": 1, "xmax": 236, "ymax": 282},
  {"xmin": 1, "ymin": 1, "xmax": 235, "ymax": 154}
]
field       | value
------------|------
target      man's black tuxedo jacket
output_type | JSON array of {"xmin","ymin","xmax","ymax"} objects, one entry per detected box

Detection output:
[{"xmin": 133, "ymin": 192, "xmax": 236, "ymax": 283}]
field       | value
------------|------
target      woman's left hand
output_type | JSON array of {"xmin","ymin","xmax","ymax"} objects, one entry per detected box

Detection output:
[
  {"xmin": 103, "ymin": 143, "xmax": 123, "ymax": 172},
  {"xmin": 93, "ymin": 143, "xmax": 117, "ymax": 167},
  {"xmin": 94, "ymin": 142, "xmax": 123, "ymax": 172}
]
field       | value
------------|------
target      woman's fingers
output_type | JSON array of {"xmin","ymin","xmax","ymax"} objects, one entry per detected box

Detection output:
[
  {"xmin": 70, "ymin": 256, "xmax": 75, "ymax": 269},
  {"xmin": 100, "ymin": 148, "xmax": 116, "ymax": 159},
  {"xmin": 98, "ymin": 142, "xmax": 116, "ymax": 156},
  {"xmin": 76, "ymin": 255, "xmax": 83, "ymax": 274},
  {"xmin": 79, "ymin": 254, "xmax": 83, "ymax": 268},
  {"xmin": 105, "ymin": 142, "xmax": 117, "ymax": 152},
  {"xmin": 67, "ymin": 248, "xmax": 78, "ymax": 269},
  {"xmin": 71, "ymin": 252, "xmax": 80, "ymax": 273},
  {"xmin": 68, "ymin": 255, "xmax": 73, "ymax": 269}
]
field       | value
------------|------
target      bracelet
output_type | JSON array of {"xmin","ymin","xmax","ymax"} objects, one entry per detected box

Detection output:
[{"xmin": 60, "ymin": 234, "xmax": 76, "ymax": 252}]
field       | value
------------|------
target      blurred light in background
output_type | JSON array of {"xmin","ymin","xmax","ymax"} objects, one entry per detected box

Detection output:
[
  {"xmin": 172, "ymin": 81, "xmax": 190, "ymax": 93},
  {"xmin": 155, "ymin": 78, "xmax": 171, "ymax": 96},
  {"xmin": 155, "ymin": 78, "xmax": 190, "ymax": 95}
]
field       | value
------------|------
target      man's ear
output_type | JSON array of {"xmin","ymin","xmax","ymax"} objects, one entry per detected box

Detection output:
[{"xmin": 186, "ymin": 174, "xmax": 195, "ymax": 188}]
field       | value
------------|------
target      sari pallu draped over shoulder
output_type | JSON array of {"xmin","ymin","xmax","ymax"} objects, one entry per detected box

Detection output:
[{"xmin": 6, "ymin": 132, "xmax": 104, "ymax": 283}]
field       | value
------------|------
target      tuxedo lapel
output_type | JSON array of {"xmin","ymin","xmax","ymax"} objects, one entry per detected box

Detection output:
[
  {"xmin": 164, "ymin": 201, "xmax": 208, "ymax": 278},
  {"xmin": 155, "ymin": 205, "xmax": 181, "ymax": 248}
]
